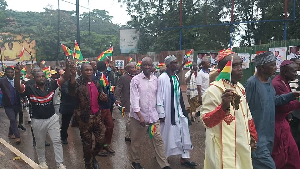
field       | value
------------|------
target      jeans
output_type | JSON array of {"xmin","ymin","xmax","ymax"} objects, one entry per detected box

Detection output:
[{"xmin": 60, "ymin": 114, "xmax": 73, "ymax": 140}]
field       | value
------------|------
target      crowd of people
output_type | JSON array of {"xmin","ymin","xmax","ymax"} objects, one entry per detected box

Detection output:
[{"xmin": 0, "ymin": 49, "xmax": 300, "ymax": 169}]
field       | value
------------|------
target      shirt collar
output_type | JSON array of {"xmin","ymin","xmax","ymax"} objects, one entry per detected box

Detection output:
[
  {"xmin": 141, "ymin": 72, "xmax": 154, "ymax": 81},
  {"xmin": 201, "ymin": 68, "xmax": 210, "ymax": 74}
]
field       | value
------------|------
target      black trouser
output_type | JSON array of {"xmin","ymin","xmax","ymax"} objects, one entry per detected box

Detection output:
[
  {"xmin": 4, "ymin": 105, "xmax": 21, "ymax": 138},
  {"xmin": 290, "ymin": 117, "xmax": 300, "ymax": 153},
  {"xmin": 18, "ymin": 105, "xmax": 23, "ymax": 125},
  {"xmin": 60, "ymin": 114, "xmax": 73, "ymax": 140}
]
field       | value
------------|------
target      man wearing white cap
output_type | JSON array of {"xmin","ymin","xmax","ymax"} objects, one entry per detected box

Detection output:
[{"xmin": 157, "ymin": 55, "xmax": 197, "ymax": 167}]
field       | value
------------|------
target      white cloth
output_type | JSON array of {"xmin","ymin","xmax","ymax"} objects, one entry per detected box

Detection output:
[
  {"xmin": 157, "ymin": 72, "xmax": 193, "ymax": 158},
  {"xmin": 184, "ymin": 70, "xmax": 199, "ymax": 98},
  {"xmin": 287, "ymin": 53, "xmax": 298, "ymax": 60},
  {"xmin": 198, "ymin": 69, "xmax": 210, "ymax": 96}
]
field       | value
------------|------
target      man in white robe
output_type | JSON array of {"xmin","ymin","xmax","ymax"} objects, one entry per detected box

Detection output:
[{"xmin": 157, "ymin": 55, "xmax": 198, "ymax": 167}]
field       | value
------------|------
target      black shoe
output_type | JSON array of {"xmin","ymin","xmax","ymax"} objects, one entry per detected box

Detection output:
[
  {"xmin": 125, "ymin": 137, "xmax": 131, "ymax": 142},
  {"xmin": 45, "ymin": 142, "xmax": 50, "ymax": 146},
  {"xmin": 92, "ymin": 157, "xmax": 99, "ymax": 169},
  {"xmin": 27, "ymin": 121, "xmax": 31, "ymax": 124},
  {"xmin": 131, "ymin": 162, "xmax": 143, "ymax": 169},
  {"xmin": 97, "ymin": 150, "xmax": 108, "ymax": 157},
  {"xmin": 18, "ymin": 125, "xmax": 26, "ymax": 131},
  {"xmin": 181, "ymin": 160, "xmax": 198, "ymax": 167},
  {"xmin": 61, "ymin": 139, "xmax": 68, "ymax": 145},
  {"xmin": 33, "ymin": 140, "xmax": 36, "ymax": 147},
  {"xmin": 162, "ymin": 166, "xmax": 171, "ymax": 169}
]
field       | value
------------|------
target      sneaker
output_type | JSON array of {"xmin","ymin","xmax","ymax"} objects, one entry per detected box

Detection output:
[
  {"xmin": 131, "ymin": 162, "xmax": 144, "ymax": 169},
  {"xmin": 8, "ymin": 135, "xmax": 15, "ymax": 139},
  {"xmin": 57, "ymin": 164, "xmax": 66, "ymax": 169},
  {"xmin": 15, "ymin": 138, "xmax": 21, "ymax": 145},
  {"xmin": 125, "ymin": 137, "xmax": 131, "ymax": 142},
  {"xmin": 39, "ymin": 162, "xmax": 49, "ymax": 169},
  {"xmin": 18, "ymin": 124, "xmax": 26, "ymax": 131},
  {"xmin": 97, "ymin": 150, "xmax": 108, "ymax": 157},
  {"xmin": 104, "ymin": 145, "xmax": 115, "ymax": 154}
]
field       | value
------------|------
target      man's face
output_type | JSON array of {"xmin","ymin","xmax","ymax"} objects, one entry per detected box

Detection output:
[
  {"xmin": 231, "ymin": 55, "xmax": 243, "ymax": 83},
  {"xmin": 141, "ymin": 60, "xmax": 153, "ymax": 76},
  {"xmin": 275, "ymin": 51, "xmax": 279, "ymax": 57},
  {"xmin": 294, "ymin": 59, "xmax": 300, "ymax": 71},
  {"xmin": 8, "ymin": 43, "xmax": 13, "ymax": 50},
  {"xmin": 168, "ymin": 59, "xmax": 179, "ymax": 72},
  {"xmin": 127, "ymin": 65, "xmax": 136, "ymax": 75},
  {"xmin": 202, "ymin": 60, "xmax": 211, "ymax": 69},
  {"xmin": 81, "ymin": 65, "xmax": 93, "ymax": 79},
  {"xmin": 262, "ymin": 61, "xmax": 277, "ymax": 77},
  {"xmin": 91, "ymin": 61, "xmax": 97, "ymax": 71},
  {"xmin": 5, "ymin": 69, "xmax": 14, "ymax": 79},
  {"xmin": 192, "ymin": 64, "xmax": 198, "ymax": 71},
  {"xmin": 284, "ymin": 63, "xmax": 298, "ymax": 81},
  {"xmin": 34, "ymin": 72, "xmax": 46, "ymax": 86}
]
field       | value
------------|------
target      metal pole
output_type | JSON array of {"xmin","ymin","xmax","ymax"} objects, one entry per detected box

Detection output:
[
  {"xmin": 230, "ymin": 0, "xmax": 234, "ymax": 47},
  {"xmin": 76, "ymin": 0, "xmax": 80, "ymax": 45},
  {"xmin": 57, "ymin": 0, "xmax": 60, "ymax": 60},
  {"xmin": 88, "ymin": 0, "xmax": 91, "ymax": 35},
  {"xmin": 283, "ymin": 0, "xmax": 287, "ymax": 40},
  {"xmin": 179, "ymin": 0, "xmax": 182, "ymax": 50}
]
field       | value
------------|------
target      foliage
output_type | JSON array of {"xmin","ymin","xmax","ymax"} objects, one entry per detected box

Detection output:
[{"xmin": 0, "ymin": 0, "xmax": 7, "ymax": 29}]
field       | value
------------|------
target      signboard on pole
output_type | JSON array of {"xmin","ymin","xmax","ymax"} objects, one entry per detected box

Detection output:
[
  {"xmin": 115, "ymin": 60, "xmax": 125, "ymax": 69},
  {"xmin": 120, "ymin": 29, "xmax": 139, "ymax": 54}
]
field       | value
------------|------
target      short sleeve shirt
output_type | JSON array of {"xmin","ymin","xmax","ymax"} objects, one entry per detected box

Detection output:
[
  {"xmin": 198, "ymin": 69, "xmax": 210, "ymax": 96},
  {"xmin": 22, "ymin": 79, "xmax": 60, "ymax": 119}
]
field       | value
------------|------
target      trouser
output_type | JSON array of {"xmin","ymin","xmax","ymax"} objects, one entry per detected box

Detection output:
[
  {"xmin": 4, "ymin": 105, "xmax": 21, "ymax": 138},
  {"xmin": 101, "ymin": 109, "xmax": 114, "ymax": 145},
  {"xmin": 78, "ymin": 113, "xmax": 105, "ymax": 169},
  {"xmin": 130, "ymin": 118, "xmax": 170, "ymax": 168},
  {"xmin": 290, "ymin": 116, "xmax": 300, "ymax": 153},
  {"xmin": 18, "ymin": 106, "xmax": 23, "ymax": 125},
  {"xmin": 125, "ymin": 112, "xmax": 131, "ymax": 138},
  {"xmin": 32, "ymin": 113, "xmax": 64, "ymax": 165},
  {"xmin": 60, "ymin": 114, "xmax": 73, "ymax": 140}
]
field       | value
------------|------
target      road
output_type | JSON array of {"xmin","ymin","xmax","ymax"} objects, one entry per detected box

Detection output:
[{"xmin": 0, "ymin": 93, "xmax": 206, "ymax": 169}]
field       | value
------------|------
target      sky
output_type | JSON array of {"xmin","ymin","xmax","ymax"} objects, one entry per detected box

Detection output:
[{"xmin": 6, "ymin": 0, "xmax": 131, "ymax": 25}]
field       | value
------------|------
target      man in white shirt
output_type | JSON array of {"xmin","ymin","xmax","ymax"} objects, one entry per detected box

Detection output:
[{"xmin": 198, "ymin": 59, "xmax": 211, "ymax": 103}]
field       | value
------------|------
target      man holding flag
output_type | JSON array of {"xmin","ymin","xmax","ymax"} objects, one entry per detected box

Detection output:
[{"xmin": 200, "ymin": 50, "xmax": 258, "ymax": 169}]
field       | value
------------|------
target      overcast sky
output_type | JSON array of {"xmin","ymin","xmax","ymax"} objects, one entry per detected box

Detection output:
[{"xmin": 6, "ymin": 0, "xmax": 131, "ymax": 25}]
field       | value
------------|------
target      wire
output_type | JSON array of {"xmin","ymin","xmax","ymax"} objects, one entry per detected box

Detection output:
[{"xmin": 61, "ymin": 0, "xmax": 89, "ymax": 9}]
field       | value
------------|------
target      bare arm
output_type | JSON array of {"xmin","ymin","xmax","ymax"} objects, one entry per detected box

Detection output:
[
  {"xmin": 58, "ymin": 59, "xmax": 71, "ymax": 86},
  {"xmin": 14, "ymin": 64, "xmax": 25, "ymax": 93}
]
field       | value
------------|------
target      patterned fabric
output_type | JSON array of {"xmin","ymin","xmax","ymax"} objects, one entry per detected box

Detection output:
[
  {"xmin": 185, "ymin": 70, "xmax": 199, "ymax": 97},
  {"xmin": 254, "ymin": 51, "xmax": 276, "ymax": 67}
]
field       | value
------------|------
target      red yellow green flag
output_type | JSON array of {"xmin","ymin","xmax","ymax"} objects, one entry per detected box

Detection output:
[
  {"xmin": 118, "ymin": 106, "xmax": 125, "ymax": 117},
  {"xmin": 136, "ymin": 61, "xmax": 142, "ymax": 67},
  {"xmin": 42, "ymin": 67, "xmax": 51, "ymax": 79},
  {"xmin": 149, "ymin": 124, "xmax": 156, "ymax": 139},
  {"xmin": 61, "ymin": 44, "xmax": 73, "ymax": 56},
  {"xmin": 186, "ymin": 49, "xmax": 193, "ymax": 57},
  {"xmin": 41, "ymin": 60, "xmax": 45, "ymax": 65},
  {"xmin": 19, "ymin": 47, "xmax": 25, "ymax": 57},
  {"xmin": 100, "ymin": 73, "xmax": 109, "ymax": 87},
  {"xmin": 185, "ymin": 61, "xmax": 192, "ymax": 67},
  {"xmin": 216, "ymin": 59, "xmax": 232, "ymax": 81},
  {"xmin": 128, "ymin": 57, "xmax": 133, "ymax": 62},
  {"xmin": 110, "ymin": 86, "xmax": 115, "ymax": 92},
  {"xmin": 74, "ymin": 40, "xmax": 83, "ymax": 60},
  {"xmin": 97, "ymin": 47, "xmax": 113, "ymax": 61}
]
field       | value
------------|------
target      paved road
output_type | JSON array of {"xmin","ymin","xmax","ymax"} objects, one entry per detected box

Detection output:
[{"xmin": 0, "ymin": 94, "xmax": 206, "ymax": 169}]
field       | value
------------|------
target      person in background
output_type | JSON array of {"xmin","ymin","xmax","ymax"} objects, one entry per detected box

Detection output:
[
  {"xmin": 51, "ymin": 70, "xmax": 61, "ymax": 115},
  {"xmin": 4, "ymin": 42, "xmax": 18, "ymax": 61},
  {"xmin": 198, "ymin": 58, "xmax": 211, "ymax": 100},
  {"xmin": 0, "ymin": 66, "xmax": 22, "ymax": 144},
  {"xmin": 90, "ymin": 61, "xmax": 97, "ymax": 77},
  {"xmin": 114, "ymin": 62, "xmax": 136, "ymax": 142}
]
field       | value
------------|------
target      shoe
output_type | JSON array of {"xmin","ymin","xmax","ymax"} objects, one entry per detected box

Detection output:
[
  {"xmin": 45, "ymin": 142, "xmax": 50, "ymax": 146},
  {"xmin": 8, "ymin": 135, "xmax": 15, "ymax": 139},
  {"xmin": 57, "ymin": 164, "xmax": 66, "ymax": 169},
  {"xmin": 61, "ymin": 139, "xmax": 68, "ymax": 145},
  {"xmin": 97, "ymin": 150, "xmax": 108, "ymax": 157},
  {"xmin": 131, "ymin": 162, "xmax": 144, "ymax": 169},
  {"xmin": 33, "ymin": 140, "xmax": 36, "ymax": 147},
  {"xmin": 28, "ymin": 121, "xmax": 31, "ymax": 124},
  {"xmin": 125, "ymin": 137, "xmax": 131, "ymax": 142},
  {"xmin": 18, "ymin": 124, "xmax": 26, "ymax": 131},
  {"xmin": 180, "ymin": 160, "xmax": 198, "ymax": 167},
  {"xmin": 92, "ymin": 157, "xmax": 99, "ymax": 169},
  {"xmin": 15, "ymin": 138, "xmax": 21, "ymax": 145},
  {"xmin": 162, "ymin": 166, "xmax": 171, "ymax": 169},
  {"xmin": 104, "ymin": 145, "xmax": 115, "ymax": 154},
  {"xmin": 39, "ymin": 162, "xmax": 49, "ymax": 169}
]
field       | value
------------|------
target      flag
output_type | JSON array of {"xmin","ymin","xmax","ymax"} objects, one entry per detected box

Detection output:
[
  {"xmin": 118, "ymin": 105, "xmax": 125, "ymax": 117},
  {"xmin": 136, "ymin": 61, "xmax": 142, "ymax": 67},
  {"xmin": 97, "ymin": 47, "xmax": 113, "ymax": 61},
  {"xmin": 158, "ymin": 63, "xmax": 165, "ymax": 67},
  {"xmin": 42, "ymin": 67, "xmax": 51, "ymax": 79},
  {"xmin": 110, "ymin": 86, "xmax": 115, "ymax": 92},
  {"xmin": 61, "ymin": 44, "xmax": 73, "ymax": 56},
  {"xmin": 41, "ymin": 60, "xmax": 45, "ymax": 65},
  {"xmin": 155, "ymin": 66, "xmax": 160, "ymax": 69},
  {"xmin": 100, "ymin": 73, "xmax": 109, "ymax": 87},
  {"xmin": 185, "ymin": 61, "xmax": 192, "ymax": 67},
  {"xmin": 0, "ymin": 71, "xmax": 4, "ymax": 77},
  {"xmin": 21, "ymin": 66, "xmax": 27, "ymax": 75},
  {"xmin": 128, "ymin": 57, "xmax": 133, "ymax": 62},
  {"xmin": 19, "ymin": 47, "xmax": 25, "ymax": 57},
  {"xmin": 216, "ymin": 58, "xmax": 233, "ymax": 81},
  {"xmin": 149, "ymin": 124, "xmax": 156, "ymax": 139},
  {"xmin": 186, "ymin": 49, "xmax": 193, "ymax": 58},
  {"xmin": 74, "ymin": 40, "xmax": 83, "ymax": 60},
  {"xmin": 2, "ymin": 63, "xmax": 7, "ymax": 69}
]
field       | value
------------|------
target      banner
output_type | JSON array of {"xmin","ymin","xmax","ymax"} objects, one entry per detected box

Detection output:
[
  {"xmin": 115, "ymin": 60, "xmax": 125, "ymax": 69},
  {"xmin": 269, "ymin": 47, "xmax": 287, "ymax": 72},
  {"xmin": 287, "ymin": 46, "xmax": 300, "ymax": 60},
  {"xmin": 238, "ymin": 53, "xmax": 250, "ymax": 69}
]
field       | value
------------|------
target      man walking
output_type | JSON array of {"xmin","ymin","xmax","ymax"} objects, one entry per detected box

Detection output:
[
  {"xmin": 69, "ymin": 63, "xmax": 106, "ymax": 169},
  {"xmin": 115, "ymin": 62, "xmax": 136, "ymax": 142},
  {"xmin": 130, "ymin": 57, "xmax": 170, "ymax": 169},
  {"xmin": 0, "ymin": 66, "xmax": 22, "ymax": 144},
  {"xmin": 157, "ymin": 55, "xmax": 197, "ymax": 167},
  {"xmin": 14, "ymin": 61, "xmax": 71, "ymax": 169}
]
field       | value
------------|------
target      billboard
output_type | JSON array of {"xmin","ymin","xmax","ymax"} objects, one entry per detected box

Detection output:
[
  {"xmin": 0, "ymin": 33, "xmax": 36, "ymax": 62},
  {"xmin": 269, "ymin": 47, "xmax": 287, "ymax": 72},
  {"xmin": 120, "ymin": 29, "xmax": 139, "ymax": 54}
]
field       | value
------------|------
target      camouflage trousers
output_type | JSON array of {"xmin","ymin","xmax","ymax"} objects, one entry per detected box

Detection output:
[{"xmin": 77, "ymin": 112, "xmax": 105, "ymax": 169}]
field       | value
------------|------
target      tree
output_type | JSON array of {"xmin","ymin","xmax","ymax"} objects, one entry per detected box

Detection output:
[{"xmin": 0, "ymin": 0, "xmax": 7, "ymax": 29}]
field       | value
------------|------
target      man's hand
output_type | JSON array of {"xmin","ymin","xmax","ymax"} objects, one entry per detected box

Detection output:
[
  {"xmin": 99, "ymin": 92, "xmax": 108, "ymax": 101},
  {"xmin": 221, "ymin": 89, "xmax": 234, "ymax": 114},
  {"xmin": 14, "ymin": 63, "xmax": 22, "ymax": 73},
  {"xmin": 292, "ymin": 91, "xmax": 300, "ymax": 99},
  {"xmin": 139, "ymin": 116, "xmax": 146, "ymax": 127},
  {"xmin": 250, "ymin": 136, "xmax": 257, "ymax": 151},
  {"xmin": 198, "ymin": 96, "xmax": 202, "ymax": 105},
  {"xmin": 115, "ymin": 100, "xmax": 121, "ymax": 105},
  {"xmin": 70, "ymin": 61, "xmax": 77, "ymax": 76}
]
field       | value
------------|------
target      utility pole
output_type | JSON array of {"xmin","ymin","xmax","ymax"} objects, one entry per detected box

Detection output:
[
  {"xmin": 57, "ymin": 0, "xmax": 60, "ymax": 60},
  {"xmin": 179, "ymin": 0, "xmax": 182, "ymax": 50},
  {"xmin": 76, "ymin": 0, "xmax": 80, "ymax": 45}
]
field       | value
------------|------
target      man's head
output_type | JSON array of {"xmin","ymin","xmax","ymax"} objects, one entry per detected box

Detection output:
[
  {"xmin": 218, "ymin": 53, "xmax": 243, "ymax": 83},
  {"xmin": 125, "ymin": 62, "xmax": 136, "ymax": 75},
  {"xmin": 81, "ymin": 63, "xmax": 93, "ymax": 80},
  {"xmin": 90, "ymin": 61, "xmax": 97, "ymax": 72},
  {"xmin": 280, "ymin": 60, "xmax": 298, "ymax": 81},
  {"xmin": 97, "ymin": 61, "xmax": 107, "ymax": 72},
  {"xmin": 192, "ymin": 63, "xmax": 198, "ymax": 71},
  {"xmin": 255, "ymin": 51, "xmax": 277, "ymax": 77},
  {"xmin": 275, "ymin": 51, "xmax": 279, "ymax": 57},
  {"xmin": 33, "ymin": 70, "xmax": 46, "ymax": 86},
  {"xmin": 201, "ymin": 58, "xmax": 211, "ymax": 70},
  {"xmin": 141, "ymin": 57, "xmax": 153, "ymax": 77},
  {"xmin": 5, "ymin": 67, "xmax": 14, "ymax": 80},
  {"xmin": 165, "ymin": 55, "xmax": 179, "ymax": 72},
  {"xmin": 8, "ymin": 42, "xmax": 13, "ymax": 50},
  {"xmin": 290, "ymin": 58, "xmax": 300, "ymax": 71}
]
